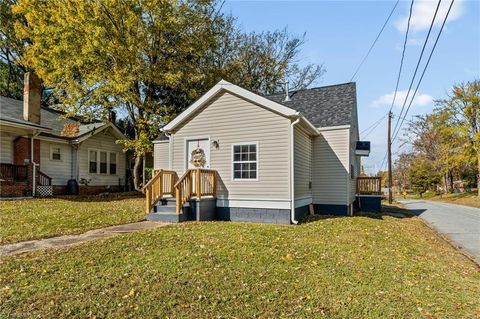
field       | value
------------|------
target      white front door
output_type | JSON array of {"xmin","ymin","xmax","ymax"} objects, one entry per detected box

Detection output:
[{"xmin": 186, "ymin": 138, "xmax": 210, "ymax": 169}]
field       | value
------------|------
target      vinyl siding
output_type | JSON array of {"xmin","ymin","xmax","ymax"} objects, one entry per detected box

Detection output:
[
  {"xmin": 349, "ymin": 125, "xmax": 360, "ymax": 203},
  {"xmin": 294, "ymin": 126, "xmax": 312, "ymax": 200},
  {"xmin": 154, "ymin": 141, "xmax": 169, "ymax": 170},
  {"xmin": 77, "ymin": 128, "xmax": 126, "ymax": 186},
  {"xmin": 0, "ymin": 131, "xmax": 14, "ymax": 163},
  {"xmin": 39, "ymin": 141, "xmax": 73, "ymax": 185},
  {"xmin": 312, "ymin": 128, "xmax": 349, "ymax": 205},
  {"xmin": 170, "ymin": 91, "xmax": 291, "ymax": 200}
]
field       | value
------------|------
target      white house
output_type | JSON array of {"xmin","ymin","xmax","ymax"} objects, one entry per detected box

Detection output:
[
  {"xmin": 147, "ymin": 80, "xmax": 370, "ymax": 224},
  {"xmin": 0, "ymin": 73, "xmax": 127, "ymax": 197}
]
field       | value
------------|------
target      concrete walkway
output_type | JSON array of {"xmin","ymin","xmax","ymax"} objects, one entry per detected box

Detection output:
[
  {"xmin": 0, "ymin": 221, "xmax": 169, "ymax": 257},
  {"xmin": 400, "ymin": 200, "xmax": 480, "ymax": 264}
]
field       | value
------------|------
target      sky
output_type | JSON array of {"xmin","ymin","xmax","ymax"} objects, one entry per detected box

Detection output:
[{"xmin": 222, "ymin": 0, "xmax": 480, "ymax": 174}]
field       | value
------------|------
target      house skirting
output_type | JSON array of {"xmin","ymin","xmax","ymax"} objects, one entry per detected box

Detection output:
[
  {"xmin": 216, "ymin": 206, "xmax": 292, "ymax": 224},
  {"xmin": 314, "ymin": 204, "xmax": 350, "ymax": 216}
]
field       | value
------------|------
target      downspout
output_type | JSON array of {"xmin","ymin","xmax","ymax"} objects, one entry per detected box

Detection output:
[
  {"xmin": 31, "ymin": 132, "xmax": 40, "ymax": 196},
  {"xmin": 290, "ymin": 117, "xmax": 300, "ymax": 224}
]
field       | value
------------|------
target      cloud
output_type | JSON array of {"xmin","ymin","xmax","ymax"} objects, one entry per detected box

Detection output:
[
  {"xmin": 371, "ymin": 90, "xmax": 434, "ymax": 108},
  {"xmin": 395, "ymin": 0, "xmax": 464, "ymax": 32}
]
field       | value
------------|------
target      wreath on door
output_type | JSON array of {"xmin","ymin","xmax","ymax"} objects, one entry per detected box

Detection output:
[{"xmin": 190, "ymin": 147, "xmax": 206, "ymax": 168}]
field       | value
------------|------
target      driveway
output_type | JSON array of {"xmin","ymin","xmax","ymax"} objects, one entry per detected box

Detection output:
[{"xmin": 400, "ymin": 200, "xmax": 480, "ymax": 264}]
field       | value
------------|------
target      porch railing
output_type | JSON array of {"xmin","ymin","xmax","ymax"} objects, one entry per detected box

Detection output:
[
  {"xmin": 38, "ymin": 171, "xmax": 52, "ymax": 186},
  {"xmin": 174, "ymin": 168, "xmax": 217, "ymax": 213},
  {"xmin": 356, "ymin": 177, "xmax": 382, "ymax": 195},
  {"xmin": 144, "ymin": 169, "xmax": 178, "ymax": 213},
  {"xmin": 0, "ymin": 163, "xmax": 29, "ymax": 183}
]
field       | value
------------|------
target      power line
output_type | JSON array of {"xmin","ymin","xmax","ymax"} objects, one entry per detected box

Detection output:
[
  {"xmin": 349, "ymin": 0, "xmax": 400, "ymax": 81},
  {"xmin": 392, "ymin": 0, "xmax": 455, "ymax": 142},
  {"xmin": 360, "ymin": 112, "xmax": 388, "ymax": 138},
  {"xmin": 388, "ymin": 0, "xmax": 415, "ymax": 113},
  {"xmin": 392, "ymin": 0, "xmax": 443, "ymax": 137}
]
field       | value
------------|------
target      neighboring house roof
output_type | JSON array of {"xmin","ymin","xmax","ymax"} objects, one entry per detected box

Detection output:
[
  {"xmin": 265, "ymin": 82, "xmax": 357, "ymax": 128},
  {"xmin": 0, "ymin": 96, "xmax": 125, "ymax": 142}
]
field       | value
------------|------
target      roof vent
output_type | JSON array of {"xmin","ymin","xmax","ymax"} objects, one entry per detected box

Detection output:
[{"xmin": 284, "ymin": 80, "xmax": 291, "ymax": 102}]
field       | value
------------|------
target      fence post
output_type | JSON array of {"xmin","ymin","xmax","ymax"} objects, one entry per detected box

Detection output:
[
  {"xmin": 145, "ymin": 187, "xmax": 151, "ymax": 213},
  {"xmin": 196, "ymin": 169, "xmax": 201, "ymax": 199}
]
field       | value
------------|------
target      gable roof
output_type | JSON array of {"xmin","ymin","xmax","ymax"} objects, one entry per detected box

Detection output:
[
  {"xmin": 162, "ymin": 80, "xmax": 299, "ymax": 132},
  {"xmin": 265, "ymin": 82, "xmax": 356, "ymax": 128},
  {"xmin": 0, "ymin": 96, "xmax": 125, "ymax": 141}
]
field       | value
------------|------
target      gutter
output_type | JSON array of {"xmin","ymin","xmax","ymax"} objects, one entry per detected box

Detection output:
[{"xmin": 290, "ymin": 116, "xmax": 301, "ymax": 224}]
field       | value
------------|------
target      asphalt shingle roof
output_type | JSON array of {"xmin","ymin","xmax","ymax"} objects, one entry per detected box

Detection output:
[
  {"xmin": 0, "ymin": 96, "xmax": 105, "ymax": 138},
  {"xmin": 265, "ymin": 82, "xmax": 357, "ymax": 128}
]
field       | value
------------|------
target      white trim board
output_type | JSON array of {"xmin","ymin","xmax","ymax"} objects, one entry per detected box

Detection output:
[
  {"xmin": 316, "ymin": 125, "xmax": 351, "ymax": 132},
  {"xmin": 216, "ymin": 198, "xmax": 291, "ymax": 210}
]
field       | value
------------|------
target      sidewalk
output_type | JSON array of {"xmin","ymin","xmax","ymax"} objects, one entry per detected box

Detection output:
[{"xmin": 0, "ymin": 221, "xmax": 169, "ymax": 257}]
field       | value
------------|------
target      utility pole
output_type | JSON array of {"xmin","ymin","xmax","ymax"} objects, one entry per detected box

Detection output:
[{"xmin": 388, "ymin": 111, "xmax": 393, "ymax": 204}]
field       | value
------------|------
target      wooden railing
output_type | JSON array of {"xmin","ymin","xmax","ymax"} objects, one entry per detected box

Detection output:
[
  {"xmin": 174, "ymin": 168, "xmax": 217, "ymax": 213},
  {"xmin": 356, "ymin": 177, "xmax": 382, "ymax": 195},
  {"xmin": 38, "ymin": 171, "xmax": 52, "ymax": 186},
  {"xmin": 144, "ymin": 169, "xmax": 178, "ymax": 213},
  {"xmin": 0, "ymin": 163, "xmax": 29, "ymax": 182}
]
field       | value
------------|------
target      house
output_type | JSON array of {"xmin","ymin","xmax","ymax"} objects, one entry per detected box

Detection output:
[
  {"xmin": 0, "ymin": 73, "xmax": 127, "ymax": 197},
  {"xmin": 147, "ymin": 79, "xmax": 373, "ymax": 224}
]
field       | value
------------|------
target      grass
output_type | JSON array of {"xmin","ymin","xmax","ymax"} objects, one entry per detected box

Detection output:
[
  {"xmin": 428, "ymin": 192, "xmax": 480, "ymax": 208},
  {"xmin": 0, "ymin": 195, "xmax": 145, "ymax": 245},
  {"xmin": 0, "ymin": 215, "xmax": 479, "ymax": 318}
]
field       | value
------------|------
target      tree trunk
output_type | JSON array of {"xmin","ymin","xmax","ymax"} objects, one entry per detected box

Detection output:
[{"xmin": 133, "ymin": 155, "xmax": 143, "ymax": 192}]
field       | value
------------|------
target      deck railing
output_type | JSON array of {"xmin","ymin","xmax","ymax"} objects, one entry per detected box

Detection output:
[
  {"xmin": 174, "ymin": 168, "xmax": 217, "ymax": 214},
  {"xmin": 0, "ymin": 163, "xmax": 29, "ymax": 182},
  {"xmin": 38, "ymin": 171, "xmax": 52, "ymax": 186},
  {"xmin": 144, "ymin": 169, "xmax": 178, "ymax": 213},
  {"xmin": 356, "ymin": 177, "xmax": 382, "ymax": 195}
]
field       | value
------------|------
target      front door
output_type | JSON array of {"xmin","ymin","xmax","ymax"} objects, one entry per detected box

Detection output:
[{"xmin": 186, "ymin": 138, "xmax": 210, "ymax": 169}]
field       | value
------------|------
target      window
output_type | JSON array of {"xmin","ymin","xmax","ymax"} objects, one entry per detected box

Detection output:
[
  {"xmin": 50, "ymin": 146, "xmax": 61, "ymax": 161},
  {"xmin": 100, "ymin": 151, "xmax": 108, "ymax": 174},
  {"xmin": 233, "ymin": 143, "xmax": 257, "ymax": 180},
  {"xmin": 109, "ymin": 152, "xmax": 117, "ymax": 175},
  {"xmin": 89, "ymin": 150, "xmax": 98, "ymax": 173}
]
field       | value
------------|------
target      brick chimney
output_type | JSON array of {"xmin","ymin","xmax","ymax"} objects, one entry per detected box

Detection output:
[{"xmin": 23, "ymin": 72, "xmax": 42, "ymax": 124}]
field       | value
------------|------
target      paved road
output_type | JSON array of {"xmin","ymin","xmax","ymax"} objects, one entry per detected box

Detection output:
[{"xmin": 400, "ymin": 200, "xmax": 480, "ymax": 264}]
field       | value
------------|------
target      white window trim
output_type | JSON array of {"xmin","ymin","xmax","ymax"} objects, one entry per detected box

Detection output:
[
  {"xmin": 231, "ymin": 142, "xmax": 259, "ymax": 182},
  {"xmin": 50, "ymin": 145, "xmax": 62, "ymax": 161},
  {"xmin": 88, "ymin": 148, "xmax": 118, "ymax": 175}
]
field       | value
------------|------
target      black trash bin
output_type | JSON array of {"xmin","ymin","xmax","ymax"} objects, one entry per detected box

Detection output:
[{"xmin": 66, "ymin": 179, "xmax": 79, "ymax": 195}]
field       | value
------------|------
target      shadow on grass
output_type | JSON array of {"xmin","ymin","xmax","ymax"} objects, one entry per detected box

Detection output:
[
  {"xmin": 356, "ymin": 204, "xmax": 426, "ymax": 220},
  {"xmin": 52, "ymin": 191, "xmax": 143, "ymax": 203}
]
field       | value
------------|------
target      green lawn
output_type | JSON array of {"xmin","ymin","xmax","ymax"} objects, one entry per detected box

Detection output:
[
  {"xmin": 0, "ymin": 196, "xmax": 145, "ymax": 244},
  {"xmin": 429, "ymin": 192, "xmax": 480, "ymax": 208},
  {"xmin": 0, "ymin": 215, "xmax": 478, "ymax": 318}
]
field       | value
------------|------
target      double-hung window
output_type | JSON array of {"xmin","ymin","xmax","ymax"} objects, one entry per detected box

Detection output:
[
  {"xmin": 50, "ymin": 146, "xmax": 61, "ymax": 161},
  {"xmin": 89, "ymin": 150, "xmax": 98, "ymax": 174},
  {"xmin": 88, "ymin": 149, "xmax": 118, "ymax": 175},
  {"xmin": 109, "ymin": 152, "xmax": 117, "ymax": 175},
  {"xmin": 99, "ymin": 151, "xmax": 108, "ymax": 174},
  {"xmin": 232, "ymin": 143, "xmax": 257, "ymax": 180}
]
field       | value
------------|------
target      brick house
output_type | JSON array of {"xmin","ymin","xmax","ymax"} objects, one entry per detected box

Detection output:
[{"xmin": 0, "ymin": 73, "xmax": 127, "ymax": 197}]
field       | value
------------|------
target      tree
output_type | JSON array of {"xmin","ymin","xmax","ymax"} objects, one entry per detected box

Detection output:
[
  {"xmin": 440, "ymin": 80, "xmax": 480, "ymax": 196},
  {"xmin": 0, "ymin": 0, "xmax": 26, "ymax": 99},
  {"xmin": 408, "ymin": 159, "xmax": 440, "ymax": 197},
  {"xmin": 211, "ymin": 20, "xmax": 325, "ymax": 94},
  {"xmin": 13, "ymin": 0, "xmax": 325, "ymax": 190},
  {"xmin": 393, "ymin": 152, "xmax": 414, "ymax": 191},
  {"xmin": 14, "ymin": 0, "xmax": 224, "ymax": 190}
]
